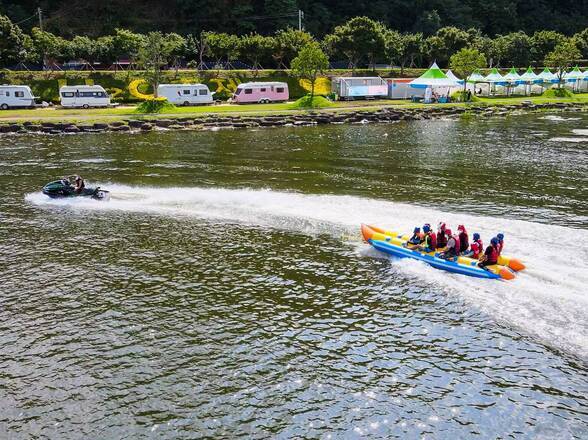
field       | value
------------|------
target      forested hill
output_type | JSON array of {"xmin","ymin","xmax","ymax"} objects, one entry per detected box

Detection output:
[{"xmin": 2, "ymin": 0, "xmax": 586, "ymax": 37}]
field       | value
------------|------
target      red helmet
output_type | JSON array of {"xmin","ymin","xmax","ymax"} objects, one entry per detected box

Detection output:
[
  {"xmin": 458, "ymin": 224, "xmax": 465, "ymax": 231},
  {"xmin": 445, "ymin": 228, "xmax": 452, "ymax": 236},
  {"xmin": 438, "ymin": 222, "xmax": 446, "ymax": 231}
]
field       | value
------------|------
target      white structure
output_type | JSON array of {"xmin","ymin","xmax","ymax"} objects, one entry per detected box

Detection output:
[
  {"xmin": 0, "ymin": 85, "xmax": 37, "ymax": 109},
  {"xmin": 59, "ymin": 85, "xmax": 111, "ymax": 108},
  {"xmin": 157, "ymin": 84, "xmax": 214, "ymax": 106}
]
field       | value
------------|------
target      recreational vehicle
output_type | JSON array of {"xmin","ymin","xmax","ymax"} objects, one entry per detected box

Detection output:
[
  {"xmin": 331, "ymin": 77, "xmax": 388, "ymax": 100},
  {"xmin": 157, "ymin": 84, "xmax": 214, "ymax": 106},
  {"xmin": 0, "ymin": 85, "xmax": 37, "ymax": 109},
  {"xmin": 233, "ymin": 82, "xmax": 289, "ymax": 104},
  {"xmin": 59, "ymin": 85, "xmax": 111, "ymax": 108}
]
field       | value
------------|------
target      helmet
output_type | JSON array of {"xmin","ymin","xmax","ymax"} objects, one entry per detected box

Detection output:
[
  {"xmin": 491, "ymin": 237, "xmax": 498, "ymax": 246},
  {"xmin": 497, "ymin": 233, "xmax": 504, "ymax": 240},
  {"xmin": 413, "ymin": 227, "xmax": 420, "ymax": 233},
  {"xmin": 423, "ymin": 224, "xmax": 431, "ymax": 233},
  {"xmin": 473, "ymin": 233, "xmax": 480, "ymax": 241},
  {"xmin": 445, "ymin": 228, "xmax": 452, "ymax": 236},
  {"xmin": 458, "ymin": 224, "xmax": 465, "ymax": 231},
  {"xmin": 438, "ymin": 222, "xmax": 446, "ymax": 231}
]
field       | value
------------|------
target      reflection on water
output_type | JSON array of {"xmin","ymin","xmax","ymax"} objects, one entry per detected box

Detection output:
[{"xmin": 1, "ymin": 112, "xmax": 587, "ymax": 438}]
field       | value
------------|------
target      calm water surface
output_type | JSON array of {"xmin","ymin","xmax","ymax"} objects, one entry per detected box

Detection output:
[{"xmin": 1, "ymin": 112, "xmax": 587, "ymax": 438}]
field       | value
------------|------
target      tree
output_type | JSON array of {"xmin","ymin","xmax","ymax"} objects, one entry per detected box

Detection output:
[
  {"xmin": 0, "ymin": 14, "xmax": 27, "ymax": 67},
  {"xmin": 413, "ymin": 10, "xmax": 441, "ymax": 36},
  {"xmin": 496, "ymin": 31, "xmax": 532, "ymax": 67},
  {"xmin": 238, "ymin": 33, "xmax": 275, "ymax": 71},
  {"xmin": 571, "ymin": 28, "xmax": 588, "ymax": 59},
  {"xmin": 203, "ymin": 32, "xmax": 240, "ymax": 70},
  {"xmin": 544, "ymin": 41, "xmax": 581, "ymax": 89},
  {"xmin": 137, "ymin": 32, "xmax": 176, "ymax": 98},
  {"xmin": 426, "ymin": 26, "xmax": 470, "ymax": 66},
  {"xmin": 112, "ymin": 28, "xmax": 146, "ymax": 64},
  {"xmin": 31, "ymin": 28, "xmax": 72, "ymax": 67},
  {"xmin": 383, "ymin": 29, "xmax": 404, "ymax": 70},
  {"xmin": 291, "ymin": 41, "xmax": 329, "ymax": 98},
  {"xmin": 531, "ymin": 31, "xmax": 566, "ymax": 64},
  {"xmin": 398, "ymin": 33, "xmax": 426, "ymax": 69},
  {"xmin": 323, "ymin": 17, "xmax": 386, "ymax": 70},
  {"xmin": 273, "ymin": 28, "xmax": 314, "ymax": 69},
  {"xmin": 263, "ymin": 0, "xmax": 298, "ymax": 31},
  {"xmin": 449, "ymin": 47, "xmax": 486, "ymax": 97}
]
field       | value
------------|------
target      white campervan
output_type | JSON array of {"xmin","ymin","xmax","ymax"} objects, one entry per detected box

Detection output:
[
  {"xmin": 59, "ymin": 85, "xmax": 111, "ymax": 108},
  {"xmin": 157, "ymin": 84, "xmax": 214, "ymax": 106},
  {"xmin": 0, "ymin": 85, "xmax": 37, "ymax": 109}
]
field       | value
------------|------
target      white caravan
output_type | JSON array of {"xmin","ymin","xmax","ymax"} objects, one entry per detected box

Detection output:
[
  {"xmin": 157, "ymin": 84, "xmax": 214, "ymax": 106},
  {"xmin": 59, "ymin": 85, "xmax": 111, "ymax": 108},
  {"xmin": 0, "ymin": 85, "xmax": 37, "ymax": 109}
]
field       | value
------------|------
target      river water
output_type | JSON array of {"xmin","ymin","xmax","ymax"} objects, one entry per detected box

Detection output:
[{"xmin": 1, "ymin": 112, "xmax": 587, "ymax": 438}]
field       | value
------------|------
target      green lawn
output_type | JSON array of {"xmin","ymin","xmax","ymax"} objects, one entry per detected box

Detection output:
[{"xmin": 0, "ymin": 93, "xmax": 586, "ymax": 124}]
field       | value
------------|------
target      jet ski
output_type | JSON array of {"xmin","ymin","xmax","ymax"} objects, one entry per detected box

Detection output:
[{"xmin": 42, "ymin": 178, "xmax": 110, "ymax": 201}]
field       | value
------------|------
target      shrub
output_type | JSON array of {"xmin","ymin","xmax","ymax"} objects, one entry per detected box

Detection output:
[
  {"xmin": 135, "ymin": 98, "xmax": 176, "ymax": 113},
  {"xmin": 542, "ymin": 87, "xmax": 574, "ymax": 98},
  {"xmin": 288, "ymin": 94, "xmax": 333, "ymax": 109},
  {"xmin": 450, "ymin": 90, "xmax": 481, "ymax": 102}
]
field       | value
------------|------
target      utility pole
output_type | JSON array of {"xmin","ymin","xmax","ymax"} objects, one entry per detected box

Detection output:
[
  {"xmin": 298, "ymin": 10, "xmax": 304, "ymax": 31},
  {"xmin": 37, "ymin": 7, "xmax": 43, "ymax": 31}
]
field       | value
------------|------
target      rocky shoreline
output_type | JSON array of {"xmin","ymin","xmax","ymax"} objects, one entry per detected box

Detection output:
[{"xmin": 0, "ymin": 101, "xmax": 586, "ymax": 135}]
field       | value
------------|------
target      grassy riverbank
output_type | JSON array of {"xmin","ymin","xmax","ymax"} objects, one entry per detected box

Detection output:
[{"xmin": 1, "ymin": 94, "xmax": 587, "ymax": 124}]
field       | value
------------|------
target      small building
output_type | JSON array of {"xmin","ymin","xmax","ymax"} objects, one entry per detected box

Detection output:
[
  {"xmin": 157, "ymin": 84, "xmax": 214, "ymax": 106},
  {"xmin": 59, "ymin": 85, "xmax": 111, "ymax": 108},
  {"xmin": 331, "ymin": 77, "xmax": 388, "ymax": 100},
  {"xmin": 0, "ymin": 85, "xmax": 37, "ymax": 109},
  {"xmin": 386, "ymin": 78, "xmax": 426, "ymax": 100},
  {"xmin": 233, "ymin": 82, "xmax": 289, "ymax": 104}
]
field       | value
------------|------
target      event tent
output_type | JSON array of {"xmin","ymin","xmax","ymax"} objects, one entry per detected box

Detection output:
[
  {"xmin": 409, "ymin": 62, "xmax": 460, "ymax": 88},
  {"xmin": 564, "ymin": 66, "xmax": 583, "ymax": 82},
  {"xmin": 537, "ymin": 68, "xmax": 558, "ymax": 83},
  {"xmin": 445, "ymin": 69, "xmax": 464, "ymax": 84},
  {"xmin": 520, "ymin": 67, "xmax": 542, "ymax": 84},
  {"xmin": 484, "ymin": 68, "xmax": 507, "ymax": 85},
  {"xmin": 503, "ymin": 67, "xmax": 524, "ymax": 85},
  {"xmin": 467, "ymin": 70, "xmax": 486, "ymax": 83}
]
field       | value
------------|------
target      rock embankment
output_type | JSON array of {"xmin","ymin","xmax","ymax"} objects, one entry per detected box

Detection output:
[{"xmin": 0, "ymin": 102, "xmax": 585, "ymax": 135}]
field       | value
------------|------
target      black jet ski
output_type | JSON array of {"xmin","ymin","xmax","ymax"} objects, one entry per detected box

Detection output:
[{"xmin": 42, "ymin": 178, "xmax": 110, "ymax": 201}]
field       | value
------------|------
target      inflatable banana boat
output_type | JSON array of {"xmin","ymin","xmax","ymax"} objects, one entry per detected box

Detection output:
[{"xmin": 361, "ymin": 224, "xmax": 525, "ymax": 280}]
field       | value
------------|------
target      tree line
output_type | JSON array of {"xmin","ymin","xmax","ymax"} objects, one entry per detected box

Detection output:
[
  {"xmin": 1, "ymin": 14, "xmax": 587, "ymax": 71},
  {"xmin": 2, "ymin": 0, "xmax": 586, "ymax": 38}
]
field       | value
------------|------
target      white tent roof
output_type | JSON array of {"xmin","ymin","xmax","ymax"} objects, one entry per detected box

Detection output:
[
  {"xmin": 564, "ymin": 67, "xmax": 583, "ymax": 80},
  {"xmin": 467, "ymin": 70, "xmax": 486, "ymax": 82},
  {"xmin": 484, "ymin": 68, "xmax": 506, "ymax": 83},
  {"xmin": 537, "ymin": 68, "xmax": 557, "ymax": 82},
  {"xmin": 520, "ymin": 68, "xmax": 539, "ymax": 81},
  {"xmin": 409, "ymin": 62, "xmax": 460, "ymax": 88},
  {"xmin": 445, "ymin": 69, "xmax": 463, "ymax": 83},
  {"xmin": 503, "ymin": 68, "xmax": 522, "ymax": 81}
]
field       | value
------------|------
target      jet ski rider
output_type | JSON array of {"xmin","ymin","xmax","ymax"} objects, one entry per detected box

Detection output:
[{"xmin": 74, "ymin": 175, "xmax": 85, "ymax": 194}]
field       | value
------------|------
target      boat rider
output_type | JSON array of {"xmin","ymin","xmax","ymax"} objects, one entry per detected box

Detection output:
[
  {"xmin": 419, "ymin": 223, "xmax": 437, "ymax": 252},
  {"xmin": 463, "ymin": 233, "xmax": 483, "ymax": 259},
  {"xmin": 478, "ymin": 237, "xmax": 499, "ymax": 268},
  {"xmin": 439, "ymin": 228, "xmax": 460, "ymax": 260},
  {"xmin": 496, "ymin": 233, "xmax": 505, "ymax": 255},
  {"xmin": 407, "ymin": 227, "xmax": 423, "ymax": 246},
  {"xmin": 457, "ymin": 225, "xmax": 469, "ymax": 254},
  {"xmin": 74, "ymin": 175, "xmax": 85, "ymax": 193},
  {"xmin": 436, "ymin": 222, "xmax": 448, "ymax": 249}
]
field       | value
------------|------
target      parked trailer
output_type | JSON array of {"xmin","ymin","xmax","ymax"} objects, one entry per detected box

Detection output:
[
  {"xmin": 157, "ymin": 84, "xmax": 214, "ymax": 106},
  {"xmin": 59, "ymin": 85, "xmax": 111, "ymax": 108},
  {"xmin": 331, "ymin": 77, "xmax": 388, "ymax": 100},
  {"xmin": 0, "ymin": 85, "xmax": 37, "ymax": 109},
  {"xmin": 233, "ymin": 82, "xmax": 289, "ymax": 104}
]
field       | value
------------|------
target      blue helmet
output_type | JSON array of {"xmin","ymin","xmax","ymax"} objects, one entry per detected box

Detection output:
[
  {"xmin": 473, "ymin": 233, "xmax": 480, "ymax": 241},
  {"xmin": 497, "ymin": 233, "xmax": 504, "ymax": 241},
  {"xmin": 423, "ymin": 224, "xmax": 431, "ymax": 233},
  {"xmin": 413, "ymin": 227, "xmax": 421, "ymax": 233},
  {"xmin": 491, "ymin": 237, "xmax": 499, "ymax": 246}
]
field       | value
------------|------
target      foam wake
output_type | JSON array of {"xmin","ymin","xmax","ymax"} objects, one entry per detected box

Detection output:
[{"xmin": 26, "ymin": 184, "xmax": 588, "ymax": 359}]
